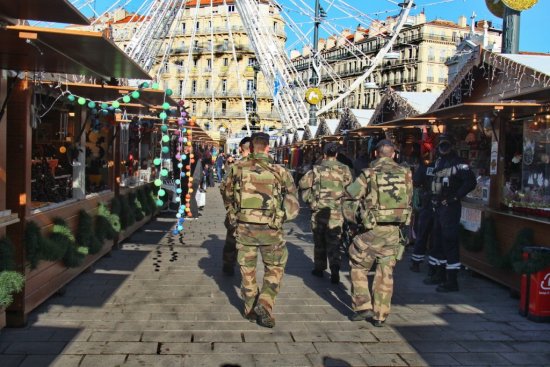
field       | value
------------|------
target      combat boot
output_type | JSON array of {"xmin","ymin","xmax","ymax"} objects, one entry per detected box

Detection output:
[
  {"xmin": 409, "ymin": 261, "xmax": 421, "ymax": 273},
  {"xmin": 436, "ymin": 269, "xmax": 459, "ymax": 292},
  {"xmin": 350, "ymin": 309, "xmax": 375, "ymax": 321},
  {"xmin": 254, "ymin": 304, "xmax": 275, "ymax": 328},
  {"xmin": 423, "ymin": 265, "xmax": 446, "ymax": 285},
  {"xmin": 330, "ymin": 264, "xmax": 340, "ymax": 284}
]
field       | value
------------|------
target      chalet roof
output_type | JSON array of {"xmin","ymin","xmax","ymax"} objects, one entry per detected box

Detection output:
[
  {"xmin": 500, "ymin": 54, "xmax": 550, "ymax": 76},
  {"xmin": 396, "ymin": 92, "xmax": 441, "ymax": 114},
  {"xmin": 350, "ymin": 109, "xmax": 375, "ymax": 127}
]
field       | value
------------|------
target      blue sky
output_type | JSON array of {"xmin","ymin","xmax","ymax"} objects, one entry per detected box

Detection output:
[{"xmin": 89, "ymin": 0, "xmax": 548, "ymax": 53}]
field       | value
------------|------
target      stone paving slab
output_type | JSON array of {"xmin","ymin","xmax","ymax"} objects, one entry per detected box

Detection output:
[{"xmin": 1, "ymin": 186, "xmax": 550, "ymax": 366}]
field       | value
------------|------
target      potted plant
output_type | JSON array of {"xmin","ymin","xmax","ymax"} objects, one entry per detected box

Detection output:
[{"xmin": 0, "ymin": 237, "xmax": 25, "ymax": 329}]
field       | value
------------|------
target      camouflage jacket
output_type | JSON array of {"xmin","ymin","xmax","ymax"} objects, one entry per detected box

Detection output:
[
  {"xmin": 299, "ymin": 159, "xmax": 352, "ymax": 227},
  {"xmin": 347, "ymin": 157, "xmax": 413, "ymax": 229},
  {"xmin": 224, "ymin": 153, "xmax": 299, "ymax": 245},
  {"xmin": 220, "ymin": 155, "xmax": 251, "ymax": 210}
]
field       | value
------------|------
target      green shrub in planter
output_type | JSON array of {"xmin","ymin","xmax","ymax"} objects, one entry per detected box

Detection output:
[
  {"xmin": 144, "ymin": 184, "xmax": 158, "ymax": 215},
  {"xmin": 96, "ymin": 203, "xmax": 120, "ymax": 242},
  {"xmin": 129, "ymin": 192, "xmax": 144, "ymax": 221},
  {"xmin": 25, "ymin": 221, "xmax": 67, "ymax": 268},
  {"xmin": 76, "ymin": 210, "xmax": 103, "ymax": 255},
  {"xmin": 119, "ymin": 195, "xmax": 136, "ymax": 229},
  {"xmin": 137, "ymin": 188, "xmax": 152, "ymax": 216},
  {"xmin": 0, "ymin": 237, "xmax": 15, "ymax": 272},
  {"xmin": 49, "ymin": 218, "xmax": 85, "ymax": 268},
  {"xmin": 0, "ymin": 271, "xmax": 25, "ymax": 308}
]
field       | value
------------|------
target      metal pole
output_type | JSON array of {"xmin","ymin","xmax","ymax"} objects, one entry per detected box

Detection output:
[
  {"xmin": 308, "ymin": 0, "xmax": 320, "ymax": 126},
  {"xmin": 502, "ymin": 6, "xmax": 520, "ymax": 54}
]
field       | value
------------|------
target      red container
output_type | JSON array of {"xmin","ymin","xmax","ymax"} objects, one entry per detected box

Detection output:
[{"xmin": 520, "ymin": 247, "xmax": 550, "ymax": 322}]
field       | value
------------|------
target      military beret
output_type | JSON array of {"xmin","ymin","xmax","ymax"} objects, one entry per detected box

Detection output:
[
  {"xmin": 323, "ymin": 142, "xmax": 339, "ymax": 155},
  {"xmin": 239, "ymin": 136, "xmax": 251, "ymax": 147},
  {"xmin": 375, "ymin": 139, "xmax": 395, "ymax": 149}
]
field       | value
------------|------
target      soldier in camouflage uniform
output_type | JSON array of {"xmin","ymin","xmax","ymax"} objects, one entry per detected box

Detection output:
[
  {"xmin": 346, "ymin": 140, "xmax": 413, "ymax": 327},
  {"xmin": 299, "ymin": 142, "xmax": 353, "ymax": 284},
  {"xmin": 224, "ymin": 132, "xmax": 299, "ymax": 328},
  {"xmin": 220, "ymin": 137, "xmax": 251, "ymax": 276}
]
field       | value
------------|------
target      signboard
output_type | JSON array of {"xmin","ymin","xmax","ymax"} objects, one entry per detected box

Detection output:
[
  {"xmin": 460, "ymin": 206, "xmax": 482, "ymax": 232},
  {"xmin": 305, "ymin": 87, "xmax": 322, "ymax": 105}
]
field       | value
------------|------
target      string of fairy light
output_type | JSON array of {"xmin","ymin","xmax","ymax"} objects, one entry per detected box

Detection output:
[{"xmin": 53, "ymin": 81, "xmax": 194, "ymax": 235}]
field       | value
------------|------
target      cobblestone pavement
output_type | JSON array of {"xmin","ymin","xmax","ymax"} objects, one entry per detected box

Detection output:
[{"xmin": 1, "ymin": 187, "xmax": 550, "ymax": 367}]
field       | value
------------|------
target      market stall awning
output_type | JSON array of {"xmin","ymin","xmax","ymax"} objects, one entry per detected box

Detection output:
[
  {"xmin": 1, "ymin": 25, "xmax": 150, "ymax": 80},
  {"xmin": 50, "ymin": 83, "xmax": 177, "ymax": 110},
  {"xmin": 375, "ymin": 102, "xmax": 543, "ymax": 127},
  {"xmin": 0, "ymin": 0, "xmax": 90, "ymax": 25}
]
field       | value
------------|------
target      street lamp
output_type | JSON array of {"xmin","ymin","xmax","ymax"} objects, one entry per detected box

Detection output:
[
  {"xmin": 308, "ymin": 0, "xmax": 326, "ymax": 127},
  {"xmin": 249, "ymin": 61, "xmax": 261, "ymax": 128}
]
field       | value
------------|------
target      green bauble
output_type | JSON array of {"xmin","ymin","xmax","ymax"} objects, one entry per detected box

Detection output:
[
  {"xmin": 159, "ymin": 112, "xmax": 168, "ymax": 120},
  {"xmin": 68, "ymin": 94, "xmax": 76, "ymax": 102},
  {"xmin": 161, "ymin": 124, "xmax": 168, "ymax": 133},
  {"xmin": 162, "ymin": 146, "xmax": 169, "ymax": 154},
  {"xmin": 162, "ymin": 102, "xmax": 170, "ymax": 110},
  {"xmin": 165, "ymin": 89, "xmax": 173, "ymax": 96},
  {"xmin": 112, "ymin": 101, "xmax": 120, "ymax": 108},
  {"xmin": 153, "ymin": 158, "xmax": 161, "ymax": 166},
  {"xmin": 162, "ymin": 135, "xmax": 169, "ymax": 143},
  {"xmin": 77, "ymin": 97, "xmax": 86, "ymax": 105},
  {"xmin": 131, "ymin": 91, "xmax": 140, "ymax": 99},
  {"xmin": 122, "ymin": 95, "xmax": 131, "ymax": 103}
]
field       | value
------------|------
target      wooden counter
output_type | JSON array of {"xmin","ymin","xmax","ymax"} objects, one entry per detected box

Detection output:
[{"xmin": 460, "ymin": 201, "xmax": 550, "ymax": 292}]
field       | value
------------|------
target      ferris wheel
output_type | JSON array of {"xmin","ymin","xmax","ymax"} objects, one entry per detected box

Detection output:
[{"xmin": 60, "ymin": 0, "xmax": 463, "ymax": 134}]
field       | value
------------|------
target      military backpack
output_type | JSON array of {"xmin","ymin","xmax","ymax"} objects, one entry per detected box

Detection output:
[
  {"xmin": 360, "ymin": 165, "xmax": 412, "ymax": 229},
  {"xmin": 309, "ymin": 165, "xmax": 345, "ymax": 210},
  {"xmin": 232, "ymin": 159, "xmax": 285, "ymax": 229}
]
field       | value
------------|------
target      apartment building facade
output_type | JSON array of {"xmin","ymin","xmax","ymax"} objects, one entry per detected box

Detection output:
[
  {"xmin": 290, "ymin": 13, "xmax": 502, "ymax": 118},
  {"xmin": 76, "ymin": 1, "xmax": 286, "ymax": 143}
]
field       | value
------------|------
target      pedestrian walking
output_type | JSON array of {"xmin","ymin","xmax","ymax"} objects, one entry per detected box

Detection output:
[
  {"xmin": 346, "ymin": 140, "xmax": 413, "ymax": 327},
  {"xmin": 215, "ymin": 153, "xmax": 225, "ymax": 183},
  {"xmin": 298, "ymin": 142, "xmax": 353, "ymax": 284},
  {"xmin": 423, "ymin": 134, "xmax": 476, "ymax": 292},
  {"xmin": 220, "ymin": 137, "xmax": 251, "ymax": 276},
  {"xmin": 223, "ymin": 132, "xmax": 299, "ymax": 328},
  {"xmin": 409, "ymin": 158, "xmax": 435, "ymax": 272}
]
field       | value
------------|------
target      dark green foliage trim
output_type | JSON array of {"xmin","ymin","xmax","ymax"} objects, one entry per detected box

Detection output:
[
  {"xmin": 76, "ymin": 210, "xmax": 103, "ymax": 255},
  {"xmin": 137, "ymin": 188, "xmax": 152, "ymax": 216},
  {"xmin": 129, "ymin": 192, "xmax": 144, "ymax": 221},
  {"xmin": 50, "ymin": 218, "xmax": 84, "ymax": 268},
  {"xmin": 95, "ymin": 202, "xmax": 120, "ymax": 242},
  {"xmin": 25, "ymin": 221, "xmax": 42, "ymax": 269},
  {"xmin": 118, "ymin": 195, "xmax": 136, "ymax": 229},
  {"xmin": 0, "ymin": 237, "xmax": 15, "ymax": 272}
]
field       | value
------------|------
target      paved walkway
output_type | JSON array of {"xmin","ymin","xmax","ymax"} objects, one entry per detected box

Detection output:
[{"xmin": 1, "ymin": 187, "xmax": 550, "ymax": 367}]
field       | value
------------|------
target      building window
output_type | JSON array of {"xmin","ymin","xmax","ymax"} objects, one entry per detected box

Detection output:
[
  {"xmin": 440, "ymin": 49, "xmax": 447, "ymax": 62},
  {"xmin": 205, "ymin": 101, "xmax": 210, "ymax": 112},
  {"xmin": 223, "ymin": 58, "xmax": 229, "ymax": 66},
  {"xmin": 192, "ymin": 80, "xmax": 197, "ymax": 94},
  {"xmin": 246, "ymin": 80, "xmax": 254, "ymax": 93},
  {"xmin": 427, "ymin": 66, "xmax": 434, "ymax": 83},
  {"xmin": 178, "ymin": 80, "xmax": 184, "ymax": 96},
  {"xmin": 193, "ymin": 58, "xmax": 198, "ymax": 67},
  {"xmin": 428, "ymin": 47, "xmax": 435, "ymax": 62},
  {"xmin": 195, "ymin": 21, "xmax": 200, "ymax": 30},
  {"xmin": 228, "ymin": 5, "xmax": 235, "ymax": 13},
  {"xmin": 273, "ymin": 22, "xmax": 277, "ymax": 32},
  {"xmin": 206, "ymin": 58, "xmax": 212, "ymax": 70},
  {"xmin": 248, "ymin": 58, "xmax": 257, "ymax": 67},
  {"xmin": 192, "ymin": 102, "xmax": 196, "ymax": 113},
  {"xmin": 205, "ymin": 79, "xmax": 210, "ymax": 91},
  {"xmin": 182, "ymin": 23, "xmax": 186, "ymax": 34},
  {"xmin": 221, "ymin": 101, "xmax": 227, "ymax": 112},
  {"xmin": 246, "ymin": 101, "xmax": 254, "ymax": 112},
  {"xmin": 222, "ymin": 79, "xmax": 227, "ymax": 92},
  {"xmin": 223, "ymin": 39, "xmax": 229, "ymax": 49}
]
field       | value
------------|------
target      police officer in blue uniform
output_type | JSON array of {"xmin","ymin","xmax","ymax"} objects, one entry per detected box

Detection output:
[
  {"xmin": 423, "ymin": 134, "xmax": 476, "ymax": 292},
  {"xmin": 410, "ymin": 159, "xmax": 435, "ymax": 272}
]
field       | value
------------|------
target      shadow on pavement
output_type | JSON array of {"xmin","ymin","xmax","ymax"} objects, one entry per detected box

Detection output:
[{"xmin": 198, "ymin": 234, "xmax": 242, "ymax": 314}]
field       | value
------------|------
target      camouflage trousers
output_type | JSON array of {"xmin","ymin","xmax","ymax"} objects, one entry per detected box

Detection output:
[
  {"xmin": 312, "ymin": 218, "xmax": 343, "ymax": 271},
  {"xmin": 349, "ymin": 225, "xmax": 400, "ymax": 322},
  {"xmin": 236, "ymin": 241, "xmax": 288, "ymax": 317},
  {"xmin": 223, "ymin": 216, "xmax": 237, "ymax": 268}
]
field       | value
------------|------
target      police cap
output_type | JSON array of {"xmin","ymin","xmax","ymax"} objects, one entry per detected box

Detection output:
[
  {"xmin": 375, "ymin": 139, "xmax": 395, "ymax": 150},
  {"xmin": 322, "ymin": 142, "xmax": 338, "ymax": 155},
  {"xmin": 239, "ymin": 136, "xmax": 251, "ymax": 147},
  {"xmin": 438, "ymin": 133, "xmax": 454, "ymax": 145}
]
